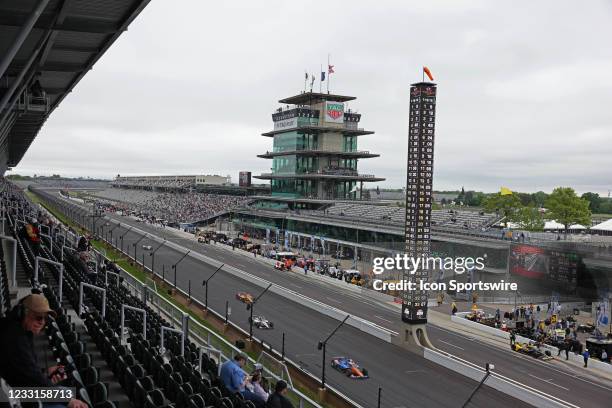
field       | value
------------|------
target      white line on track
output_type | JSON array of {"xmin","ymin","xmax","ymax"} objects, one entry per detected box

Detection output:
[
  {"xmin": 290, "ymin": 283, "xmax": 303, "ymax": 289},
  {"xmin": 528, "ymin": 374, "xmax": 570, "ymax": 391},
  {"xmin": 326, "ymin": 297, "xmax": 342, "ymax": 304},
  {"xmin": 431, "ymin": 325, "xmax": 612, "ymax": 392},
  {"xmin": 373, "ymin": 315, "xmax": 393, "ymax": 324},
  {"xmin": 438, "ymin": 339, "xmax": 465, "ymax": 350}
]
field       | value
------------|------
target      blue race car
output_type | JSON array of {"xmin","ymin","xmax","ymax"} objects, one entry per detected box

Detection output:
[{"xmin": 331, "ymin": 356, "xmax": 369, "ymax": 379}]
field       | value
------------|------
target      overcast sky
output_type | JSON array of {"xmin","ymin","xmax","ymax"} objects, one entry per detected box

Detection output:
[{"xmin": 12, "ymin": 0, "xmax": 612, "ymax": 196}]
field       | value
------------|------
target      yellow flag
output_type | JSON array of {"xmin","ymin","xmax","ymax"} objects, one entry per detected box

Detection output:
[{"xmin": 500, "ymin": 186, "xmax": 512, "ymax": 196}]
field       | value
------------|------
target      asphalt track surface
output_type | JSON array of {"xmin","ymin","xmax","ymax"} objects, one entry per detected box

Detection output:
[{"xmin": 50, "ymin": 194, "xmax": 612, "ymax": 407}]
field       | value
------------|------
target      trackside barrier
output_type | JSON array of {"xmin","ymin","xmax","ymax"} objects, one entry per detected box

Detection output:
[
  {"xmin": 107, "ymin": 218, "xmax": 395, "ymax": 343},
  {"xmin": 424, "ymin": 348, "xmax": 578, "ymax": 408}
]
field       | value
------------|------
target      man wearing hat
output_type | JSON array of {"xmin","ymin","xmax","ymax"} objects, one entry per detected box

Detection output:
[{"xmin": 0, "ymin": 294, "xmax": 88, "ymax": 408}]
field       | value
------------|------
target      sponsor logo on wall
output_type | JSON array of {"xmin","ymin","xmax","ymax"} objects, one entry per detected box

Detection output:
[{"xmin": 325, "ymin": 102, "xmax": 344, "ymax": 123}]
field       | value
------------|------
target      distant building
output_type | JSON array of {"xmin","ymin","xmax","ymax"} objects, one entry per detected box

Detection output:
[
  {"xmin": 255, "ymin": 91, "xmax": 384, "ymax": 202},
  {"xmin": 111, "ymin": 174, "xmax": 268, "ymax": 196}
]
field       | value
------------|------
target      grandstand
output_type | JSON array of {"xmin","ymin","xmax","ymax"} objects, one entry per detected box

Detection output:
[
  {"xmin": 17, "ymin": 178, "xmax": 110, "ymax": 190},
  {"xmin": 321, "ymin": 202, "xmax": 500, "ymax": 230},
  {"xmin": 0, "ymin": 181, "xmax": 283, "ymax": 408},
  {"xmin": 90, "ymin": 189, "xmax": 251, "ymax": 225},
  {"xmin": 112, "ymin": 175, "xmax": 231, "ymax": 192},
  {"xmin": 111, "ymin": 176, "xmax": 269, "ymax": 196}
]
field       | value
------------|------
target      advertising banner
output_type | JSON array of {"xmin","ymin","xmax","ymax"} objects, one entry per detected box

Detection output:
[
  {"xmin": 324, "ymin": 101, "xmax": 344, "ymax": 123},
  {"xmin": 509, "ymin": 243, "xmax": 578, "ymax": 286},
  {"xmin": 274, "ymin": 117, "xmax": 299, "ymax": 130},
  {"xmin": 238, "ymin": 171, "xmax": 251, "ymax": 187}
]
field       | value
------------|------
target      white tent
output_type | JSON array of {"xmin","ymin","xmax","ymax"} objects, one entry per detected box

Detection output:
[
  {"xmin": 505, "ymin": 220, "xmax": 586, "ymax": 230},
  {"xmin": 591, "ymin": 218, "xmax": 612, "ymax": 232},
  {"xmin": 543, "ymin": 220, "xmax": 586, "ymax": 230}
]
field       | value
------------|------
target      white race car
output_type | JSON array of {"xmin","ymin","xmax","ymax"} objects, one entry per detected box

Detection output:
[
  {"xmin": 248, "ymin": 315, "xmax": 274, "ymax": 329},
  {"xmin": 142, "ymin": 244, "xmax": 152, "ymax": 250}
]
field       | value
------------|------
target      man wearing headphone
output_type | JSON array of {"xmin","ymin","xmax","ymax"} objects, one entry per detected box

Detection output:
[{"xmin": 0, "ymin": 294, "xmax": 87, "ymax": 408}]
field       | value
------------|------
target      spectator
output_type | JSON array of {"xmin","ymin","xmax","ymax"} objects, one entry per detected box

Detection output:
[
  {"xmin": 601, "ymin": 349, "xmax": 608, "ymax": 363},
  {"xmin": 451, "ymin": 302, "xmax": 457, "ymax": 316},
  {"xmin": 266, "ymin": 380, "xmax": 294, "ymax": 408},
  {"xmin": 583, "ymin": 349, "xmax": 590, "ymax": 368},
  {"xmin": 0, "ymin": 294, "xmax": 88, "ymax": 408},
  {"xmin": 250, "ymin": 372, "xmax": 269, "ymax": 402},
  {"xmin": 220, "ymin": 354, "xmax": 265, "ymax": 408}
]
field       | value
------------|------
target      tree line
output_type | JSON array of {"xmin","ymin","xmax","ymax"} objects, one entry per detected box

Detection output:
[{"xmin": 481, "ymin": 187, "xmax": 594, "ymax": 233}]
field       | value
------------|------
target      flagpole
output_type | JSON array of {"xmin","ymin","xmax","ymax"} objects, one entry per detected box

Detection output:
[
  {"xmin": 320, "ymin": 64, "xmax": 323, "ymax": 93},
  {"xmin": 422, "ymin": 67, "xmax": 424, "ymax": 82},
  {"xmin": 304, "ymin": 71, "xmax": 308, "ymax": 93},
  {"xmin": 327, "ymin": 54, "xmax": 331, "ymax": 93}
]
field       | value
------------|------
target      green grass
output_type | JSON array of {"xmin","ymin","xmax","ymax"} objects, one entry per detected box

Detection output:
[{"xmin": 89, "ymin": 240, "xmax": 147, "ymax": 283}]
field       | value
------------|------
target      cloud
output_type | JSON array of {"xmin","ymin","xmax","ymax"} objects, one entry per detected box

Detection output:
[{"xmin": 12, "ymin": 0, "xmax": 612, "ymax": 197}]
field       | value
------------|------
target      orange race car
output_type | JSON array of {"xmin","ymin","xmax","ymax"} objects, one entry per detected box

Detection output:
[
  {"xmin": 331, "ymin": 357, "xmax": 369, "ymax": 379},
  {"xmin": 235, "ymin": 292, "xmax": 254, "ymax": 304}
]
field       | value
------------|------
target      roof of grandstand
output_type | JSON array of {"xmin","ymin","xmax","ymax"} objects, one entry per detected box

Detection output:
[{"xmin": 0, "ymin": 0, "xmax": 150, "ymax": 173}]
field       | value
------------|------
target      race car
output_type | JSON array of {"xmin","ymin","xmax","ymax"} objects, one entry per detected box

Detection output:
[
  {"xmin": 248, "ymin": 315, "xmax": 274, "ymax": 329},
  {"xmin": 512, "ymin": 342, "xmax": 552, "ymax": 360},
  {"xmin": 142, "ymin": 244, "xmax": 152, "ymax": 250},
  {"xmin": 236, "ymin": 292, "xmax": 254, "ymax": 304},
  {"xmin": 331, "ymin": 357, "xmax": 369, "ymax": 379}
]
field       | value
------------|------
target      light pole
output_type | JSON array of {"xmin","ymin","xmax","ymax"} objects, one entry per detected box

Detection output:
[
  {"xmin": 318, "ymin": 315, "xmax": 350, "ymax": 389},
  {"xmin": 149, "ymin": 239, "xmax": 167, "ymax": 275},
  {"xmin": 461, "ymin": 363, "xmax": 494, "ymax": 408},
  {"xmin": 202, "ymin": 264, "xmax": 224, "ymax": 311},
  {"xmin": 108, "ymin": 222, "xmax": 121, "ymax": 245},
  {"xmin": 247, "ymin": 283, "xmax": 273, "ymax": 340},
  {"xmin": 119, "ymin": 226, "xmax": 132, "ymax": 253},
  {"xmin": 171, "ymin": 250, "xmax": 191, "ymax": 288},
  {"xmin": 132, "ymin": 233, "xmax": 148, "ymax": 262}
]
